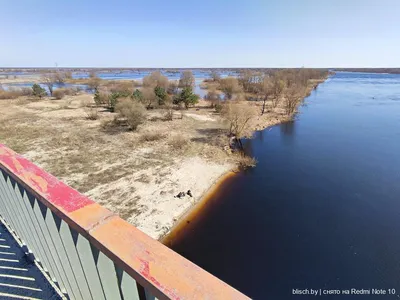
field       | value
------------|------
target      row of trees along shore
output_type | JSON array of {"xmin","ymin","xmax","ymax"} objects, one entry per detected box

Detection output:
[
  {"xmin": 88, "ymin": 68, "xmax": 328, "ymax": 147},
  {"xmin": 205, "ymin": 68, "xmax": 329, "ymax": 115},
  {"xmin": 1, "ymin": 69, "xmax": 328, "ymax": 146},
  {"xmin": 93, "ymin": 70, "xmax": 199, "ymax": 113},
  {"xmin": 206, "ymin": 69, "xmax": 329, "ymax": 146}
]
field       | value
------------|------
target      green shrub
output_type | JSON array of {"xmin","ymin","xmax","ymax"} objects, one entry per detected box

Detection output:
[
  {"xmin": 108, "ymin": 93, "xmax": 119, "ymax": 112},
  {"xmin": 132, "ymin": 89, "xmax": 144, "ymax": 102},
  {"xmin": 115, "ymin": 99, "xmax": 147, "ymax": 130},
  {"xmin": 154, "ymin": 86, "xmax": 167, "ymax": 105},
  {"xmin": 32, "ymin": 84, "xmax": 47, "ymax": 98},
  {"xmin": 93, "ymin": 88, "xmax": 109, "ymax": 106},
  {"xmin": 215, "ymin": 103, "xmax": 223, "ymax": 113},
  {"xmin": 173, "ymin": 87, "xmax": 199, "ymax": 109},
  {"xmin": 93, "ymin": 88, "xmax": 101, "ymax": 105},
  {"xmin": 112, "ymin": 89, "xmax": 131, "ymax": 98}
]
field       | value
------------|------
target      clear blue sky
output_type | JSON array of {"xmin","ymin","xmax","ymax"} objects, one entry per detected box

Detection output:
[{"xmin": 1, "ymin": 0, "xmax": 399, "ymax": 68}]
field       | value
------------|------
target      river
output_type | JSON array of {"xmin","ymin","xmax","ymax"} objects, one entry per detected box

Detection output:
[{"xmin": 167, "ymin": 72, "xmax": 400, "ymax": 299}]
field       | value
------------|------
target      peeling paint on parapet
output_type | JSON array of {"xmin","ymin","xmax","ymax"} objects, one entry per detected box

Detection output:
[
  {"xmin": 139, "ymin": 258, "xmax": 181, "ymax": 300},
  {"xmin": 0, "ymin": 144, "xmax": 250, "ymax": 300},
  {"xmin": 0, "ymin": 144, "xmax": 93, "ymax": 213}
]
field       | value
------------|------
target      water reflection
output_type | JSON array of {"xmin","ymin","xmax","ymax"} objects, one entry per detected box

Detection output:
[{"xmin": 280, "ymin": 120, "xmax": 296, "ymax": 136}]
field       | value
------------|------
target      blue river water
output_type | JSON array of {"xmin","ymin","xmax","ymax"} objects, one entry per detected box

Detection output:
[
  {"xmin": 1, "ymin": 70, "xmax": 233, "ymax": 97},
  {"xmin": 168, "ymin": 72, "xmax": 400, "ymax": 299}
]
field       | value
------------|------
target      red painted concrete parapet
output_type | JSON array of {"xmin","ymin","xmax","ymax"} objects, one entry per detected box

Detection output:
[{"xmin": 0, "ymin": 144, "xmax": 250, "ymax": 300}]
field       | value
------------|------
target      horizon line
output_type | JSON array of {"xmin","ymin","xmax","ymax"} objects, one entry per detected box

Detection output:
[{"xmin": 1, "ymin": 67, "xmax": 399, "ymax": 69}]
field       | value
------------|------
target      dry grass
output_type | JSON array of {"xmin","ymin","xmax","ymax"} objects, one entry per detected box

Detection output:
[
  {"xmin": 52, "ymin": 87, "xmax": 80, "ymax": 99},
  {"xmin": 0, "ymin": 88, "xmax": 32, "ymax": 99},
  {"xmin": 85, "ymin": 107, "xmax": 99, "ymax": 120},
  {"xmin": 136, "ymin": 174, "xmax": 152, "ymax": 184},
  {"xmin": 0, "ymin": 117, "xmax": 49, "ymax": 153},
  {"xmin": 163, "ymin": 108, "xmax": 174, "ymax": 121},
  {"xmin": 52, "ymin": 89, "xmax": 65, "ymax": 99},
  {"xmin": 0, "ymin": 92, "xmax": 263, "ymax": 239},
  {"xmin": 81, "ymin": 98, "xmax": 99, "ymax": 120},
  {"xmin": 139, "ymin": 131, "xmax": 165, "ymax": 142},
  {"xmin": 118, "ymin": 195, "xmax": 142, "ymax": 220},
  {"xmin": 168, "ymin": 135, "xmax": 189, "ymax": 151},
  {"xmin": 236, "ymin": 155, "xmax": 257, "ymax": 170},
  {"xmin": 60, "ymin": 98, "xmax": 73, "ymax": 109}
]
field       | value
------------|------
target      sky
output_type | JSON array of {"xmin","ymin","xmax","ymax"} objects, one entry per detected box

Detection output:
[{"xmin": 1, "ymin": 0, "xmax": 399, "ymax": 68}]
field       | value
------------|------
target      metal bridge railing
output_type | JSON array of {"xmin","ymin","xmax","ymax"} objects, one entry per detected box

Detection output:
[{"xmin": 0, "ymin": 144, "xmax": 249, "ymax": 300}]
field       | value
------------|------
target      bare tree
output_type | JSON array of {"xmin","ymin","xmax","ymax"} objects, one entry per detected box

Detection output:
[
  {"xmin": 41, "ymin": 74, "xmax": 56, "ymax": 96},
  {"xmin": 141, "ymin": 87, "xmax": 157, "ymax": 109},
  {"xmin": 221, "ymin": 101, "xmax": 257, "ymax": 148},
  {"xmin": 87, "ymin": 77, "xmax": 102, "ymax": 91},
  {"xmin": 210, "ymin": 70, "xmax": 220, "ymax": 82},
  {"xmin": 167, "ymin": 80, "xmax": 179, "ymax": 95},
  {"xmin": 238, "ymin": 71, "xmax": 263, "ymax": 93},
  {"xmin": 179, "ymin": 70, "xmax": 195, "ymax": 88},
  {"xmin": 143, "ymin": 71, "xmax": 169, "ymax": 89},
  {"xmin": 219, "ymin": 77, "xmax": 242, "ymax": 100},
  {"xmin": 64, "ymin": 71, "xmax": 73, "ymax": 80},
  {"xmin": 260, "ymin": 77, "xmax": 274, "ymax": 115},
  {"xmin": 271, "ymin": 77, "xmax": 285, "ymax": 108},
  {"xmin": 205, "ymin": 88, "xmax": 221, "ymax": 107},
  {"xmin": 53, "ymin": 72, "xmax": 66, "ymax": 84},
  {"xmin": 89, "ymin": 70, "xmax": 97, "ymax": 79},
  {"xmin": 283, "ymin": 84, "xmax": 305, "ymax": 115}
]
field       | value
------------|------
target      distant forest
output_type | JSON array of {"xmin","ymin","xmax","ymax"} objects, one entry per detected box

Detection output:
[
  {"xmin": 1, "ymin": 67, "xmax": 400, "ymax": 75},
  {"xmin": 333, "ymin": 68, "xmax": 400, "ymax": 74}
]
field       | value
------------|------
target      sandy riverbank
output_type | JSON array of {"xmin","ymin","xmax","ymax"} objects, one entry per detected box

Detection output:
[
  {"xmin": 0, "ymin": 76, "xmax": 327, "ymax": 241},
  {"xmin": 0, "ymin": 95, "xmax": 237, "ymax": 240},
  {"xmin": 161, "ymin": 77, "xmax": 329, "ymax": 242},
  {"xmin": 161, "ymin": 170, "xmax": 237, "ymax": 244}
]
